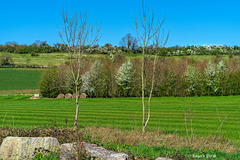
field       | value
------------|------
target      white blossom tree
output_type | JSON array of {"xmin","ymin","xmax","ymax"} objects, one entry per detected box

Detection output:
[
  {"xmin": 184, "ymin": 65, "xmax": 202, "ymax": 96},
  {"xmin": 204, "ymin": 61, "xmax": 217, "ymax": 95},
  {"xmin": 216, "ymin": 60, "xmax": 227, "ymax": 95},
  {"xmin": 115, "ymin": 60, "xmax": 133, "ymax": 96},
  {"xmin": 81, "ymin": 59, "xmax": 101, "ymax": 97}
]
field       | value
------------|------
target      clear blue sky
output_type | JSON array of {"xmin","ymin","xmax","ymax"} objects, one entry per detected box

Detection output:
[{"xmin": 0, "ymin": 0, "xmax": 239, "ymax": 47}]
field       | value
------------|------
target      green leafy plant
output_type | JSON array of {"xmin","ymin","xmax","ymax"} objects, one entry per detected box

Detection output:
[{"xmin": 0, "ymin": 52, "xmax": 13, "ymax": 65}]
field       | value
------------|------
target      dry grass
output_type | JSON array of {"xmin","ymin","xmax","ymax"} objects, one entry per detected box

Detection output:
[
  {"xmin": 0, "ymin": 126, "xmax": 239, "ymax": 159},
  {"xmin": 81, "ymin": 126, "xmax": 240, "ymax": 154}
]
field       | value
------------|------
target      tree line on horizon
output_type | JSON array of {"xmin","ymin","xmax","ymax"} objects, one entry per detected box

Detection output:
[{"xmin": 1, "ymin": 36, "xmax": 240, "ymax": 56}]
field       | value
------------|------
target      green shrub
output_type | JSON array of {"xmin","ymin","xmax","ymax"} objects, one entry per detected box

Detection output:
[
  {"xmin": 31, "ymin": 51, "xmax": 39, "ymax": 56},
  {"xmin": 39, "ymin": 65, "xmax": 70, "ymax": 98},
  {"xmin": 158, "ymin": 69, "xmax": 178, "ymax": 97},
  {"xmin": 39, "ymin": 68, "xmax": 58, "ymax": 98},
  {"xmin": 0, "ymin": 52, "xmax": 13, "ymax": 65},
  {"xmin": 216, "ymin": 60, "xmax": 227, "ymax": 95}
]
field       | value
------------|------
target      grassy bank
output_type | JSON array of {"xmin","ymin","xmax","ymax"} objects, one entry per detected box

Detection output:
[{"xmin": 9, "ymin": 52, "xmax": 234, "ymax": 66}]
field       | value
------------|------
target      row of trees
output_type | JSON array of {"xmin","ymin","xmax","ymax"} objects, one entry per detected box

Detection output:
[
  {"xmin": 1, "ymin": 40, "xmax": 239, "ymax": 56},
  {"xmin": 40, "ymin": 56, "xmax": 240, "ymax": 98},
  {"xmin": 0, "ymin": 41, "xmax": 68, "ymax": 54}
]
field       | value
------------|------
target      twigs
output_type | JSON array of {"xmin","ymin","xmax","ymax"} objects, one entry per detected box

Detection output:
[
  {"xmin": 134, "ymin": 0, "xmax": 169, "ymax": 132},
  {"xmin": 182, "ymin": 97, "xmax": 195, "ymax": 143},
  {"xmin": 214, "ymin": 109, "xmax": 228, "ymax": 139},
  {"xmin": 58, "ymin": 7, "xmax": 101, "ymax": 130}
]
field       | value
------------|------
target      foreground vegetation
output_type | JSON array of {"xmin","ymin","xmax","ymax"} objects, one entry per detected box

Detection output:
[
  {"xmin": 0, "ymin": 126, "xmax": 239, "ymax": 159},
  {"xmin": 0, "ymin": 96, "xmax": 239, "ymax": 142}
]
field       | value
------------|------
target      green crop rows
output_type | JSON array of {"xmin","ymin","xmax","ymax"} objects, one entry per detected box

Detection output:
[
  {"xmin": 0, "ymin": 68, "xmax": 42, "ymax": 90},
  {"xmin": 0, "ymin": 96, "xmax": 239, "ymax": 141}
]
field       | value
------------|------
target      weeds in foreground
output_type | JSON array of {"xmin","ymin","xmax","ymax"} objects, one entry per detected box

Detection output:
[
  {"xmin": 0, "ymin": 126, "xmax": 239, "ymax": 159},
  {"xmin": 182, "ymin": 97, "xmax": 195, "ymax": 143}
]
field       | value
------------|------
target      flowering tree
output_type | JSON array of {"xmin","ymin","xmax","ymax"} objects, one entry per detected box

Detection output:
[
  {"xmin": 204, "ymin": 61, "xmax": 217, "ymax": 95},
  {"xmin": 115, "ymin": 60, "xmax": 133, "ymax": 96},
  {"xmin": 81, "ymin": 59, "xmax": 101, "ymax": 97},
  {"xmin": 216, "ymin": 60, "xmax": 227, "ymax": 95},
  {"xmin": 184, "ymin": 65, "xmax": 202, "ymax": 96}
]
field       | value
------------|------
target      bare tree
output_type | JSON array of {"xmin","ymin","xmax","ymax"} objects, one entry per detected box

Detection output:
[
  {"xmin": 133, "ymin": 0, "xmax": 169, "ymax": 132},
  {"xmin": 119, "ymin": 33, "xmax": 137, "ymax": 51},
  {"xmin": 58, "ymin": 7, "xmax": 101, "ymax": 130},
  {"xmin": 132, "ymin": 37, "xmax": 138, "ymax": 50}
]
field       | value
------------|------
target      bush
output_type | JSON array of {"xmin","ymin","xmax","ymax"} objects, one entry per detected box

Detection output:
[
  {"xmin": 31, "ymin": 51, "xmax": 39, "ymax": 56},
  {"xmin": 0, "ymin": 52, "xmax": 13, "ymax": 65},
  {"xmin": 115, "ymin": 60, "xmax": 133, "ymax": 96},
  {"xmin": 81, "ymin": 59, "xmax": 101, "ymax": 97},
  {"xmin": 216, "ymin": 60, "xmax": 227, "ymax": 95},
  {"xmin": 39, "ymin": 65, "xmax": 70, "ymax": 98},
  {"xmin": 39, "ymin": 68, "xmax": 58, "ymax": 98},
  {"xmin": 184, "ymin": 65, "xmax": 202, "ymax": 96},
  {"xmin": 204, "ymin": 61, "xmax": 217, "ymax": 95},
  {"xmin": 158, "ymin": 69, "xmax": 177, "ymax": 97}
]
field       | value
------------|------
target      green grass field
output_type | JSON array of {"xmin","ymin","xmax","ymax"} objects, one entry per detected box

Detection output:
[
  {"xmin": 0, "ymin": 96, "xmax": 239, "ymax": 141},
  {"xmin": 0, "ymin": 68, "xmax": 42, "ymax": 90}
]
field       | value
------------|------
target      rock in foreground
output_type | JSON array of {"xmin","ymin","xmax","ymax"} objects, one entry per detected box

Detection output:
[
  {"xmin": 0, "ymin": 137, "xmax": 60, "ymax": 160},
  {"xmin": 60, "ymin": 142, "xmax": 129, "ymax": 160}
]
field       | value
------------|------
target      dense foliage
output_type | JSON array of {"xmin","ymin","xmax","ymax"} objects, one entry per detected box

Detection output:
[
  {"xmin": 39, "ymin": 54, "xmax": 240, "ymax": 97},
  {"xmin": 0, "ymin": 52, "xmax": 13, "ymax": 65},
  {"xmin": 1, "ymin": 40, "xmax": 240, "ymax": 57},
  {"xmin": 0, "ymin": 41, "xmax": 67, "ymax": 54}
]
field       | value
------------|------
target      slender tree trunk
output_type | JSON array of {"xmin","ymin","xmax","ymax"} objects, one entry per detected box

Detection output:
[
  {"xmin": 142, "ymin": 48, "xmax": 145, "ymax": 132},
  {"xmin": 73, "ymin": 85, "xmax": 79, "ymax": 130},
  {"xmin": 145, "ymin": 53, "xmax": 157, "ymax": 129}
]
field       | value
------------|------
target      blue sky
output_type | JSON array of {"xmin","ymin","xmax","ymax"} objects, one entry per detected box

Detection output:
[{"xmin": 0, "ymin": 0, "xmax": 239, "ymax": 47}]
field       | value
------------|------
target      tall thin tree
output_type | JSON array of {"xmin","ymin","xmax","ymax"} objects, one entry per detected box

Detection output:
[
  {"xmin": 58, "ymin": 7, "xmax": 101, "ymax": 130},
  {"xmin": 133, "ymin": 0, "xmax": 169, "ymax": 132}
]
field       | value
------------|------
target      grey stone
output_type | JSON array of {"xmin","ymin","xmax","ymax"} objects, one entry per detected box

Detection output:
[
  {"xmin": 60, "ymin": 143, "xmax": 76, "ymax": 160},
  {"xmin": 0, "ymin": 137, "xmax": 60, "ymax": 160},
  {"xmin": 60, "ymin": 142, "xmax": 128, "ymax": 160}
]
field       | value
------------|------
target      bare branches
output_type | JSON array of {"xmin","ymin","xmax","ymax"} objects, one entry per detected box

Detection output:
[
  {"xmin": 134, "ymin": 1, "xmax": 167, "ymax": 49},
  {"xmin": 182, "ymin": 97, "xmax": 195, "ymax": 143},
  {"xmin": 134, "ymin": 0, "xmax": 169, "ymax": 132},
  {"xmin": 214, "ymin": 109, "xmax": 228, "ymax": 139},
  {"xmin": 58, "ymin": 7, "xmax": 101, "ymax": 130}
]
